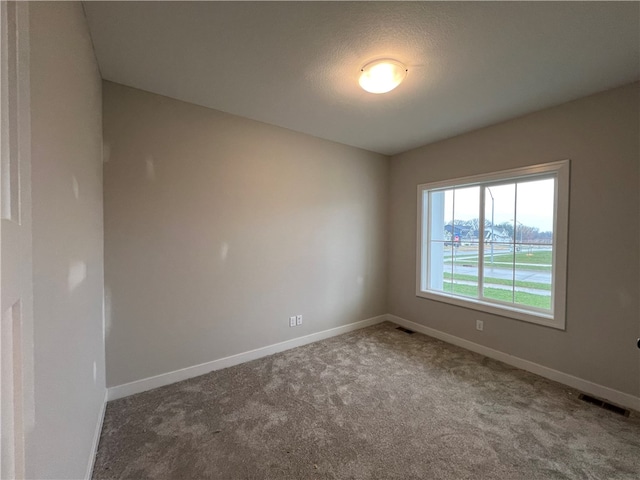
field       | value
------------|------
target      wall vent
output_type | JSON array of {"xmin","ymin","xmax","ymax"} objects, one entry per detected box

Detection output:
[
  {"xmin": 396, "ymin": 326, "xmax": 415, "ymax": 335},
  {"xmin": 578, "ymin": 394, "xmax": 630, "ymax": 417}
]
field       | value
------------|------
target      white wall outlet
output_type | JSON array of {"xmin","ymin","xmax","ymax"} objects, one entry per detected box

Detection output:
[
  {"xmin": 476, "ymin": 320, "xmax": 484, "ymax": 331},
  {"xmin": 296, "ymin": 314, "xmax": 302, "ymax": 326},
  {"xmin": 289, "ymin": 316, "xmax": 296, "ymax": 327}
]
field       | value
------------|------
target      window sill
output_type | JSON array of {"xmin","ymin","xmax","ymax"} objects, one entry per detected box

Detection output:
[{"xmin": 416, "ymin": 289, "xmax": 565, "ymax": 330}]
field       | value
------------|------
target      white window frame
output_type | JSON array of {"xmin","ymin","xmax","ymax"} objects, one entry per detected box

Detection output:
[{"xmin": 416, "ymin": 160, "xmax": 570, "ymax": 330}]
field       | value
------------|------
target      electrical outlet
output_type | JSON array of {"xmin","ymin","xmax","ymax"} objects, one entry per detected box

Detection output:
[
  {"xmin": 289, "ymin": 316, "xmax": 296, "ymax": 327},
  {"xmin": 476, "ymin": 320, "xmax": 484, "ymax": 331},
  {"xmin": 296, "ymin": 315, "xmax": 303, "ymax": 326}
]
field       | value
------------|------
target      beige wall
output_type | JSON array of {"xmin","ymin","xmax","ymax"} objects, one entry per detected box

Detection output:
[
  {"xmin": 29, "ymin": 2, "xmax": 105, "ymax": 479},
  {"xmin": 103, "ymin": 82, "xmax": 389, "ymax": 387},
  {"xmin": 389, "ymin": 83, "xmax": 640, "ymax": 397}
]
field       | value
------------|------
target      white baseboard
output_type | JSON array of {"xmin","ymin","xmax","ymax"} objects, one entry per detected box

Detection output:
[
  {"xmin": 85, "ymin": 388, "xmax": 107, "ymax": 480},
  {"xmin": 107, "ymin": 315, "xmax": 387, "ymax": 401},
  {"xmin": 386, "ymin": 314, "xmax": 640, "ymax": 412},
  {"xmin": 106, "ymin": 313, "xmax": 640, "ymax": 412}
]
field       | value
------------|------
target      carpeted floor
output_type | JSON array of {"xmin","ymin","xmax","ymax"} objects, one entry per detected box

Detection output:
[{"xmin": 93, "ymin": 322, "xmax": 640, "ymax": 479}]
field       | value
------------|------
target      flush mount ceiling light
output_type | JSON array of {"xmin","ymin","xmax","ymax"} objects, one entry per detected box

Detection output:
[{"xmin": 359, "ymin": 59, "xmax": 407, "ymax": 94}]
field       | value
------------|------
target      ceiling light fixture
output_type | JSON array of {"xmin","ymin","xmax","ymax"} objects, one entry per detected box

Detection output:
[{"xmin": 359, "ymin": 59, "xmax": 407, "ymax": 94}]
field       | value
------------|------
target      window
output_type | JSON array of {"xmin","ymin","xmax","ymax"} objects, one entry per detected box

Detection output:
[{"xmin": 417, "ymin": 161, "xmax": 569, "ymax": 329}]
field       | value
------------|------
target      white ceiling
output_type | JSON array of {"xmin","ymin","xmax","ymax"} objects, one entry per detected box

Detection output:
[{"xmin": 83, "ymin": 1, "xmax": 640, "ymax": 156}]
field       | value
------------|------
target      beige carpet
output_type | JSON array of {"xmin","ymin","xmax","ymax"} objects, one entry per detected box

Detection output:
[{"xmin": 93, "ymin": 322, "xmax": 640, "ymax": 479}]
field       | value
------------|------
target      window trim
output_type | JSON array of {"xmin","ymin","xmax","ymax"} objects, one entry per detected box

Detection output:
[{"xmin": 416, "ymin": 160, "xmax": 570, "ymax": 330}]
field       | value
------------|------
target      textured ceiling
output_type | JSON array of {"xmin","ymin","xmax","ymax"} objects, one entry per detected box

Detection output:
[{"xmin": 83, "ymin": 1, "xmax": 640, "ymax": 155}]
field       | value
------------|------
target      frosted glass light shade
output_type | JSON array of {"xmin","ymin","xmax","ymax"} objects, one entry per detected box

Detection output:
[{"xmin": 359, "ymin": 59, "xmax": 407, "ymax": 94}]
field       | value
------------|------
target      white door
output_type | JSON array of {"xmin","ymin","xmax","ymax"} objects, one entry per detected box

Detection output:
[{"xmin": 1, "ymin": 2, "xmax": 32, "ymax": 479}]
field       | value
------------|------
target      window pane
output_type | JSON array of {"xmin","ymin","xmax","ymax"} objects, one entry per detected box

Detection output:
[
  {"xmin": 485, "ymin": 183, "xmax": 516, "ymax": 248},
  {"xmin": 426, "ymin": 189, "xmax": 452, "ymax": 292},
  {"xmin": 514, "ymin": 178, "xmax": 555, "ymax": 247},
  {"xmin": 513, "ymin": 244, "xmax": 553, "ymax": 310},
  {"xmin": 428, "ymin": 241, "xmax": 448, "ymax": 293},
  {"xmin": 449, "ymin": 241, "xmax": 479, "ymax": 298},
  {"xmin": 482, "ymin": 248, "xmax": 515, "ymax": 304},
  {"xmin": 429, "ymin": 190, "xmax": 453, "ymax": 242},
  {"xmin": 450, "ymin": 186, "xmax": 480, "ymax": 246},
  {"xmin": 448, "ymin": 186, "xmax": 480, "ymax": 297},
  {"xmin": 514, "ymin": 179, "xmax": 555, "ymax": 310},
  {"xmin": 484, "ymin": 184, "xmax": 516, "ymax": 303}
]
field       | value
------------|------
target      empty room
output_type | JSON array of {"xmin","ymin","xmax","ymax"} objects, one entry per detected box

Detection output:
[{"xmin": 1, "ymin": 1, "xmax": 639, "ymax": 479}]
